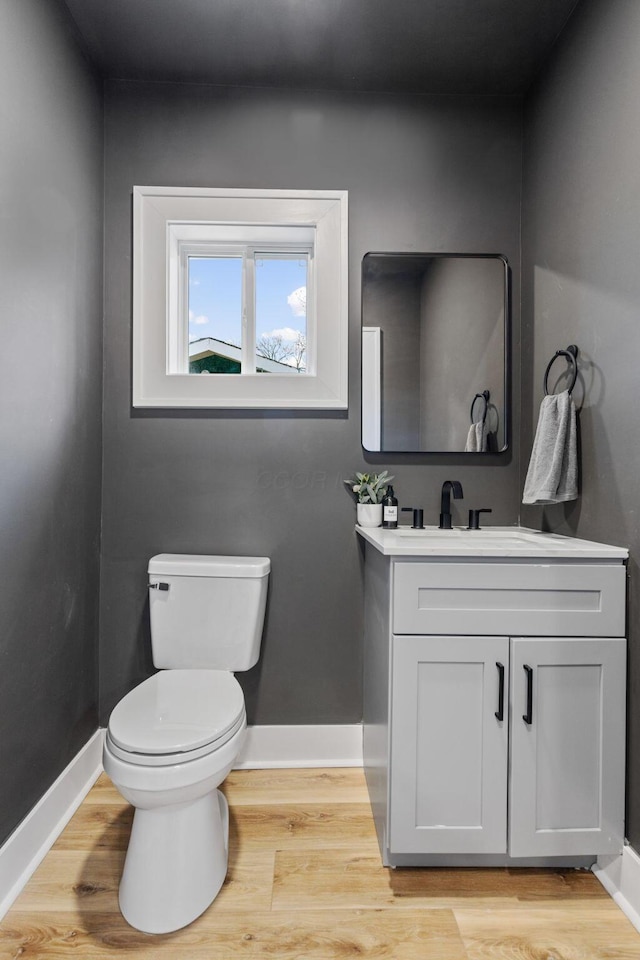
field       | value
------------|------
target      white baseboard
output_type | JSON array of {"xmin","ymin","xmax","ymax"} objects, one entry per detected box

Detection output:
[
  {"xmin": 235, "ymin": 724, "xmax": 363, "ymax": 768},
  {"xmin": 0, "ymin": 729, "xmax": 103, "ymax": 921},
  {"xmin": 594, "ymin": 844, "xmax": 640, "ymax": 932}
]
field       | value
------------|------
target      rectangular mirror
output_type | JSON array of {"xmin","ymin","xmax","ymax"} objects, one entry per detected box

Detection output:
[{"xmin": 362, "ymin": 253, "xmax": 510, "ymax": 453}]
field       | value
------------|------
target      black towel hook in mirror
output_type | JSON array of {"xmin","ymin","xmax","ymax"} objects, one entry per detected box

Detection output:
[
  {"xmin": 543, "ymin": 344, "xmax": 578, "ymax": 396},
  {"xmin": 470, "ymin": 389, "xmax": 490, "ymax": 424}
]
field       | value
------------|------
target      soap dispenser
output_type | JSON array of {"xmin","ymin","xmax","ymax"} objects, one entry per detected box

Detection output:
[{"xmin": 382, "ymin": 485, "xmax": 398, "ymax": 529}]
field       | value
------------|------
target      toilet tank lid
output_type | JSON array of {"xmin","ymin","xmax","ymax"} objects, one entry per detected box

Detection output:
[{"xmin": 148, "ymin": 553, "xmax": 270, "ymax": 578}]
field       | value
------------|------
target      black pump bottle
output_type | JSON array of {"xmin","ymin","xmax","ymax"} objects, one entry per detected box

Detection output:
[{"xmin": 382, "ymin": 485, "xmax": 398, "ymax": 529}]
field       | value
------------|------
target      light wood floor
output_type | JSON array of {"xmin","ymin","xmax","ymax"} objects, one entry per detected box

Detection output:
[{"xmin": 2, "ymin": 768, "xmax": 640, "ymax": 959}]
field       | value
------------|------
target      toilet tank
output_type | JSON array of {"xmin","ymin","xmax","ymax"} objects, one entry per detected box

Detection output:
[{"xmin": 148, "ymin": 554, "xmax": 270, "ymax": 671}]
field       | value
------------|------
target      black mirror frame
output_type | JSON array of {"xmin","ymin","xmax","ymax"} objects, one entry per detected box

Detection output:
[{"xmin": 361, "ymin": 251, "xmax": 511, "ymax": 457}]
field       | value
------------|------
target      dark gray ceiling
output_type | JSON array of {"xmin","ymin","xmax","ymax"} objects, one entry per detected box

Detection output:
[{"xmin": 63, "ymin": 0, "xmax": 580, "ymax": 96}]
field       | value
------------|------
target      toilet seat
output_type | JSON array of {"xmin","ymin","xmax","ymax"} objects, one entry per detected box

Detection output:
[
  {"xmin": 107, "ymin": 670, "xmax": 246, "ymax": 767},
  {"xmin": 105, "ymin": 713, "xmax": 245, "ymax": 766}
]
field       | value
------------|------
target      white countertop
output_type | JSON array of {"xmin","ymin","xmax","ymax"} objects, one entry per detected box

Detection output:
[{"xmin": 355, "ymin": 525, "xmax": 629, "ymax": 560}]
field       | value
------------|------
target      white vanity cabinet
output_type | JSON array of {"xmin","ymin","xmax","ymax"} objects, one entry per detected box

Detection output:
[
  {"xmin": 359, "ymin": 529, "xmax": 628, "ymax": 868},
  {"xmin": 390, "ymin": 633, "xmax": 625, "ymax": 861}
]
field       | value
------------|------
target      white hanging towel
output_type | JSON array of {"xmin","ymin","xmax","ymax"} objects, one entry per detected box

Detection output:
[
  {"xmin": 464, "ymin": 420, "xmax": 486, "ymax": 452},
  {"xmin": 522, "ymin": 390, "xmax": 578, "ymax": 504}
]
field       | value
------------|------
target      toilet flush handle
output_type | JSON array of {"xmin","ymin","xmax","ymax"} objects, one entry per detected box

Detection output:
[{"xmin": 149, "ymin": 582, "xmax": 170, "ymax": 591}]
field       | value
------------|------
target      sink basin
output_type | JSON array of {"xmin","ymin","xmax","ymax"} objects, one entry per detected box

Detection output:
[{"xmin": 396, "ymin": 528, "xmax": 547, "ymax": 548}]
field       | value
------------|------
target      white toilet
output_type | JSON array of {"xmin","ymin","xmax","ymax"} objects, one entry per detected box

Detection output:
[{"xmin": 103, "ymin": 553, "xmax": 270, "ymax": 934}]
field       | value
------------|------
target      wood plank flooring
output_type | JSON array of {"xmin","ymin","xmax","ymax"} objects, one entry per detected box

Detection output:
[{"xmin": 2, "ymin": 768, "xmax": 640, "ymax": 959}]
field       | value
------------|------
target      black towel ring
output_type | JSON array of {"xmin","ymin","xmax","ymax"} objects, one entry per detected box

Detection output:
[
  {"xmin": 543, "ymin": 344, "xmax": 578, "ymax": 396},
  {"xmin": 470, "ymin": 390, "xmax": 490, "ymax": 424}
]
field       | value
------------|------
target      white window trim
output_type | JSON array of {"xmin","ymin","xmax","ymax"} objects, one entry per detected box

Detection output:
[{"xmin": 133, "ymin": 186, "xmax": 348, "ymax": 408}]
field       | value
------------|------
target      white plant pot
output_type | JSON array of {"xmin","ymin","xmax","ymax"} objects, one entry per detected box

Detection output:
[{"xmin": 357, "ymin": 503, "xmax": 383, "ymax": 527}]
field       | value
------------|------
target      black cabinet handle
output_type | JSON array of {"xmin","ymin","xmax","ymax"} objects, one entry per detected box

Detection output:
[
  {"xmin": 495, "ymin": 662, "xmax": 505, "ymax": 721},
  {"xmin": 523, "ymin": 664, "xmax": 533, "ymax": 724}
]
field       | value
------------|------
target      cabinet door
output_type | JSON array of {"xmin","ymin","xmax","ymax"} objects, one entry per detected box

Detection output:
[
  {"xmin": 509, "ymin": 637, "xmax": 626, "ymax": 858},
  {"xmin": 390, "ymin": 635, "xmax": 509, "ymax": 854}
]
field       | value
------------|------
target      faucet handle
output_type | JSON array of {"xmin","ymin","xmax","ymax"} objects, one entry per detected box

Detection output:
[
  {"xmin": 467, "ymin": 508, "xmax": 492, "ymax": 530},
  {"xmin": 401, "ymin": 507, "xmax": 424, "ymax": 529}
]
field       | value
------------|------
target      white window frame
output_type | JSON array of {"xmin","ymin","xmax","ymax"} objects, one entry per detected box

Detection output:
[
  {"xmin": 168, "ymin": 227, "xmax": 314, "ymax": 375},
  {"xmin": 133, "ymin": 186, "xmax": 348, "ymax": 408}
]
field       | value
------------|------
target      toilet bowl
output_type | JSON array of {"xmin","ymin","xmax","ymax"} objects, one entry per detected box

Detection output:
[
  {"xmin": 104, "ymin": 554, "xmax": 270, "ymax": 934},
  {"xmin": 104, "ymin": 669, "xmax": 247, "ymax": 934}
]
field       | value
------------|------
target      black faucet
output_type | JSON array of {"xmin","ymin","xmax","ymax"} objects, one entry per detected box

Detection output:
[{"xmin": 439, "ymin": 480, "xmax": 464, "ymax": 529}]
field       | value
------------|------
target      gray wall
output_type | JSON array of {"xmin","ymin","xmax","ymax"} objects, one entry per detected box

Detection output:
[
  {"xmin": 101, "ymin": 81, "xmax": 522, "ymax": 724},
  {"xmin": 0, "ymin": 0, "xmax": 103, "ymax": 844},
  {"xmin": 521, "ymin": 0, "xmax": 640, "ymax": 844}
]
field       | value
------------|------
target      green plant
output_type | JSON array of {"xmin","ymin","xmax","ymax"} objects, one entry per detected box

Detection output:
[{"xmin": 344, "ymin": 470, "xmax": 394, "ymax": 504}]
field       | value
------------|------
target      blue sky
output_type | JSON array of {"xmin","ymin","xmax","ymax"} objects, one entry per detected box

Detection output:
[{"xmin": 188, "ymin": 256, "xmax": 307, "ymax": 347}]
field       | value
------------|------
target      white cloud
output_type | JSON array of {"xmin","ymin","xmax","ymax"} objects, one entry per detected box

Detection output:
[
  {"xmin": 190, "ymin": 314, "xmax": 209, "ymax": 325},
  {"xmin": 287, "ymin": 286, "xmax": 306, "ymax": 317},
  {"xmin": 264, "ymin": 326, "xmax": 300, "ymax": 341}
]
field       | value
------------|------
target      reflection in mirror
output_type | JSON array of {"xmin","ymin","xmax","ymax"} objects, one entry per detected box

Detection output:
[{"xmin": 362, "ymin": 253, "xmax": 509, "ymax": 453}]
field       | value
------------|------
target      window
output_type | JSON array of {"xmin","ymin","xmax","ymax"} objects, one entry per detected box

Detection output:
[
  {"xmin": 167, "ymin": 224, "xmax": 313, "ymax": 376},
  {"xmin": 133, "ymin": 187, "xmax": 348, "ymax": 408},
  {"xmin": 186, "ymin": 250, "xmax": 309, "ymax": 375}
]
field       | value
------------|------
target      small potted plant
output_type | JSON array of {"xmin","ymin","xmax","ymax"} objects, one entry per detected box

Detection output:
[{"xmin": 344, "ymin": 470, "xmax": 394, "ymax": 527}]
